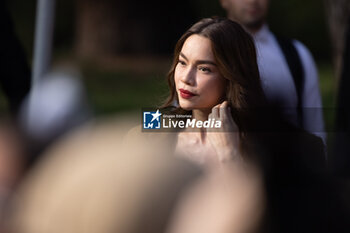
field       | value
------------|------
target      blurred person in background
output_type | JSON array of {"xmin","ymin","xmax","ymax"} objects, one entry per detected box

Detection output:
[{"xmin": 219, "ymin": 0, "xmax": 326, "ymax": 144}]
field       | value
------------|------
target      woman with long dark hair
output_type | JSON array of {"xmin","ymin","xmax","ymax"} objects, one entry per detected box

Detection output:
[
  {"xmin": 161, "ymin": 17, "xmax": 329, "ymax": 233},
  {"xmin": 162, "ymin": 17, "xmax": 269, "ymax": 168}
]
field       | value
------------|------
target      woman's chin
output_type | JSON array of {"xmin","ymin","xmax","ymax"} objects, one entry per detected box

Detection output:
[
  {"xmin": 179, "ymin": 103, "xmax": 194, "ymax": 111},
  {"xmin": 179, "ymin": 104, "xmax": 212, "ymax": 112},
  {"xmin": 179, "ymin": 106, "xmax": 193, "ymax": 111}
]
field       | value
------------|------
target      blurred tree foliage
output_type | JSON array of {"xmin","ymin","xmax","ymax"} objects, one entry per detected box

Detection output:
[
  {"xmin": 7, "ymin": 0, "xmax": 332, "ymax": 63},
  {"xmin": 268, "ymin": 0, "xmax": 331, "ymax": 62},
  {"xmin": 6, "ymin": 0, "xmax": 36, "ymax": 61},
  {"xmin": 324, "ymin": 0, "xmax": 350, "ymax": 80},
  {"xmin": 191, "ymin": 0, "xmax": 331, "ymax": 62},
  {"xmin": 75, "ymin": 0, "xmax": 197, "ymax": 59},
  {"xmin": 7, "ymin": 0, "xmax": 76, "ymax": 61}
]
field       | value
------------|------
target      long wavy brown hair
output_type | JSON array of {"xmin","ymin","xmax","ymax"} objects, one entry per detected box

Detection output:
[{"xmin": 161, "ymin": 17, "xmax": 268, "ymax": 134}]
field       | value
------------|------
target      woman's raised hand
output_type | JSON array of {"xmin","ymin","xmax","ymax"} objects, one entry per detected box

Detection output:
[{"xmin": 207, "ymin": 101, "xmax": 242, "ymax": 164}]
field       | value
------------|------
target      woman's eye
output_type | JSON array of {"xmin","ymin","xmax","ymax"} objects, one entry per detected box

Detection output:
[
  {"xmin": 178, "ymin": 60, "xmax": 186, "ymax": 66},
  {"xmin": 198, "ymin": 66, "xmax": 211, "ymax": 73}
]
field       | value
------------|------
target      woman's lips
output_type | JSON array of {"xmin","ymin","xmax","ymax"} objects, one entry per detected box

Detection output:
[{"xmin": 179, "ymin": 88, "xmax": 196, "ymax": 99}]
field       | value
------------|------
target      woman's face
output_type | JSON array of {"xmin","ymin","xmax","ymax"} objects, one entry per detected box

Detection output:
[{"xmin": 174, "ymin": 34, "xmax": 226, "ymax": 111}]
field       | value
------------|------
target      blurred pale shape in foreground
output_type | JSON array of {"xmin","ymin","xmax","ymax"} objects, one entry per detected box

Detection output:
[{"xmin": 9, "ymin": 116, "xmax": 265, "ymax": 233}]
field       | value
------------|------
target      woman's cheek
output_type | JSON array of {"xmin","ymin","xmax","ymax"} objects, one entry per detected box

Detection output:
[{"xmin": 174, "ymin": 67, "xmax": 181, "ymax": 86}]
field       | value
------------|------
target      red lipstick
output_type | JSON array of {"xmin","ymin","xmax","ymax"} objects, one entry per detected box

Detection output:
[{"xmin": 179, "ymin": 88, "xmax": 196, "ymax": 99}]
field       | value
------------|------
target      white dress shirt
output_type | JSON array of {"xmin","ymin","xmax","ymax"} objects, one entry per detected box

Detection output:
[{"xmin": 253, "ymin": 24, "xmax": 325, "ymax": 142}]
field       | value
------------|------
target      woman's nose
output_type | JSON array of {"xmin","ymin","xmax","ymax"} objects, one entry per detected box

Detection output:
[{"xmin": 181, "ymin": 67, "xmax": 195, "ymax": 85}]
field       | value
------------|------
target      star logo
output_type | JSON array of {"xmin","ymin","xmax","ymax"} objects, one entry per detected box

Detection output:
[{"xmin": 150, "ymin": 110, "xmax": 162, "ymax": 122}]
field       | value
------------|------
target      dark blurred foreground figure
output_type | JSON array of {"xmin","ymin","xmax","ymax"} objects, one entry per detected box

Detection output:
[
  {"xmin": 333, "ymin": 17, "xmax": 350, "ymax": 178},
  {"xmin": 0, "ymin": 1, "xmax": 31, "ymax": 116},
  {"xmin": 329, "ymin": 19, "xmax": 350, "ymax": 232}
]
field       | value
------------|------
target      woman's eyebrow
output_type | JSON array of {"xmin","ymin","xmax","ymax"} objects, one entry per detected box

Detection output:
[
  {"xmin": 180, "ymin": 52, "xmax": 189, "ymax": 61},
  {"xmin": 196, "ymin": 60, "xmax": 217, "ymax": 66},
  {"xmin": 180, "ymin": 52, "xmax": 217, "ymax": 66}
]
